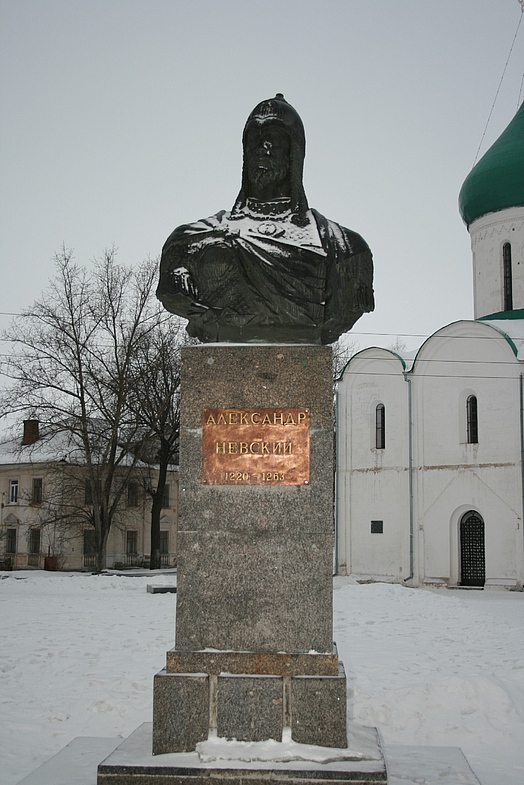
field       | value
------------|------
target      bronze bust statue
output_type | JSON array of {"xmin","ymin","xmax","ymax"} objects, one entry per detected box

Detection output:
[{"xmin": 157, "ymin": 94, "xmax": 374, "ymax": 344}]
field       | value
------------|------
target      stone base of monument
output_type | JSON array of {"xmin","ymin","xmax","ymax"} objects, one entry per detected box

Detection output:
[
  {"xmin": 96, "ymin": 722, "xmax": 387, "ymax": 785},
  {"xmin": 153, "ymin": 647, "xmax": 348, "ymax": 753},
  {"xmin": 149, "ymin": 344, "xmax": 350, "ymax": 755}
]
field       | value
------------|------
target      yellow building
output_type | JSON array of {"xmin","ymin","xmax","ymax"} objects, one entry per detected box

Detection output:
[{"xmin": 0, "ymin": 420, "xmax": 178, "ymax": 571}]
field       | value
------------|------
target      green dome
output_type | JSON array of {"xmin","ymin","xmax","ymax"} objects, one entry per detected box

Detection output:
[{"xmin": 459, "ymin": 102, "xmax": 524, "ymax": 226}]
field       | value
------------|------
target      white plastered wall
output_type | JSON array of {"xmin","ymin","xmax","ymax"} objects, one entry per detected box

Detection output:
[
  {"xmin": 336, "ymin": 349, "xmax": 410, "ymax": 579},
  {"xmin": 470, "ymin": 205, "xmax": 524, "ymax": 318},
  {"xmin": 336, "ymin": 322, "xmax": 524, "ymax": 587},
  {"xmin": 411, "ymin": 321, "xmax": 522, "ymax": 586}
]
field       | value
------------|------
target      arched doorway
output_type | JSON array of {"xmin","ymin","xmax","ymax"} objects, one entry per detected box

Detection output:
[{"xmin": 460, "ymin": 511, "xmax": 485, "ymax": 587}]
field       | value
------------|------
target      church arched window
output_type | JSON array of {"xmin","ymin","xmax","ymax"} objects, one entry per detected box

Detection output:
[
  {"xmin": 375, "ymin": 404, "xmax": 385, "ymax": 449},
  {"xmin": 466, "ymin": 395, "xmax": 478, "ymax": 444},
  {"xmin": 503, "ymin": 242, "xmax": 513, "ymax": 311}
]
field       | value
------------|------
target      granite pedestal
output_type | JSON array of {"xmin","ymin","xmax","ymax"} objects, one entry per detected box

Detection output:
[
  {"xmin": 152, "ymin": 345, "xmax": 352, "ymax": 755},
  {"xmin": 175, "ymin": 345, "xmax": 335, "ymax": 655}
]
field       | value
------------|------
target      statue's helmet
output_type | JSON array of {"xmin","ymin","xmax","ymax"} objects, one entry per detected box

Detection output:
[{"xmin": 232, "ymin": 94, "xmax": 309, "ymax": 224}]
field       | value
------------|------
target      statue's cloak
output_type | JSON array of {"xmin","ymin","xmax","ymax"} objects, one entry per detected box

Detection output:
[{"xmin": 157, "ymin": 207, "xmax": 374, "ymax": 344}]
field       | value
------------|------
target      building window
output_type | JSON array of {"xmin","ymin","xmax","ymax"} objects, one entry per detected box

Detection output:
[
  {"xmin": 162, "ymin": 484, "xmax": 170, "ymax": 508},
  {"xmin": 466, "ymin": 395, "xmax": 478, "ymax": 444},
  {"xmin": 6, "ymin": 528, "xmax": 17, "ymax": 554},
  {"xmin": 83, "ymin": 529, "xmax": 97, "ymax": 569},
  {"xmin": 503, "ymin": 242, "xmax": 513, "ymax": 311},
  {"xmin": 127, "ymin": 481, "xmax": 139, "ymax": 507},
  {"xmin": 371, "ymin": 520, "xmax": 384, "ymax": 534},
  {"xmin": 29, "ymin": 528, "xmax": 41, "ymax": 554},
  {"xmin": 126, "ymin": 530, "xmax": 138, "ymax": 555},
  {"xmin": 83, "ymin": 529, "xmax": 96, "ymax": 554},
  {"xmin": 28, "ymin": 528, "xmax": 41, "ymax": 565},
  {"xmin": 375, "ymin": 404, "xmax": 385, "ymax": 449},
  {"xmin": 126, "ymin": 530, "xmax": 138, "ymax": 567},
  {"xmin": 9, "ymin": 479, "xmax": 18, "ymax": 504},
  {"xmin": 160, "ymin": 530, "xmax": 169, "ymax": 567},
  {"xmin": 32, "ymin": 478, "xmax": 43, "ymax": 504}
]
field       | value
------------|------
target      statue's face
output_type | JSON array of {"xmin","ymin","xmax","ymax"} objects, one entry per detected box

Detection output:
[{"xmin": 244, "ymin": 125, "xmax": 291, "ymax": 199}]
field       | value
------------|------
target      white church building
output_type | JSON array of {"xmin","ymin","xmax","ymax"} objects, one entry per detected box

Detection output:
[{"xmin": 336, "ymin": 103, "xmax": 524, "ymax": 589}]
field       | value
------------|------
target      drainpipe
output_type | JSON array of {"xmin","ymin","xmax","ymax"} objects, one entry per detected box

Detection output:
[
  {"xmin": 403, "ymin": 372, "xmax": 414, "ymax": 582},
  {"xmin": 334, "ymin": 384, "xmax": 339, "ymax": 576},
  {"xmin": 520, "ymin": 374, "xmax": 524, "ymax": 585}
]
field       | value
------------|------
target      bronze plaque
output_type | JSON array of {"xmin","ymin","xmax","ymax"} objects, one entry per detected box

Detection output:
[{"xmin": 202, "ymin": 408, "xmax": 310, "ymax": 486}]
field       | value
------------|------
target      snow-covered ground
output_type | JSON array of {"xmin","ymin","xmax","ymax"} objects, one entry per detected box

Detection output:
[{"xmin": 0, "ymin": 571, "xmax": 522, "ymax": 785}]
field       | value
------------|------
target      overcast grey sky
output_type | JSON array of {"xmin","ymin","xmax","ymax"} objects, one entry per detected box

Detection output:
[{"xmin": 1, "ymin": 0, "xmax": 523, "ymax": 351}]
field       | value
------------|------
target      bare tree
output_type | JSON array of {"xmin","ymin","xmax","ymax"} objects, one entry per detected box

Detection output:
[
  {"xmin": 128, "ymin": 316, "xmax": 193, "ymax": 569},
  {"xmin": 332, "ymin": 336, "xmax": 360, "ymax": 381},
  {"xmin": 0, "ymin": 248, "xmax": 165, "ymax": 571},
  {"xmin": 388, "ymin": 337, "xmax": 407, "ymax": 355}
]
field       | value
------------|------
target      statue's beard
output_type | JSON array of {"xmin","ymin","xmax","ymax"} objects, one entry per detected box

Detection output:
[{"xmin": 247, "ymin": 159, "xmax": 289, "ymax": 191}]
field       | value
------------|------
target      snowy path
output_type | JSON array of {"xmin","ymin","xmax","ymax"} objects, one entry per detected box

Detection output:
[{"xmin": 1, "ymin": 572, "xmax": 523, "ymax": 785}]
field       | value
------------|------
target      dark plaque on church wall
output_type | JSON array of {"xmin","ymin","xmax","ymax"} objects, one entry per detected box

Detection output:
[{"xmin": 202, "ymin": 407, "xmax": 310, "ymax": 485}]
